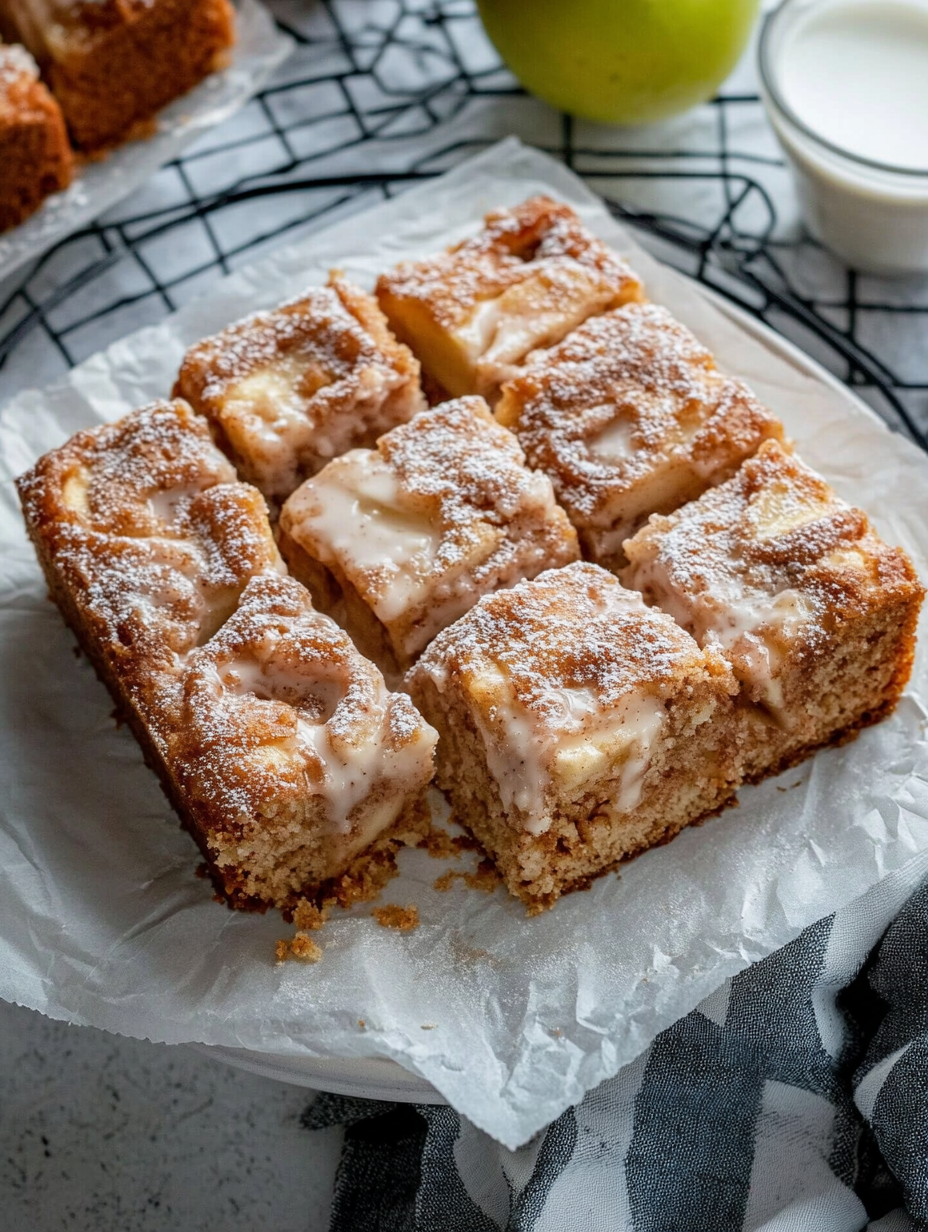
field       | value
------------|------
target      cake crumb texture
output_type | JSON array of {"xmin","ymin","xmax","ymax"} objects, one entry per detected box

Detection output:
[
  {"xmin": 372, "ymin": 903, "xmax": 420, "ymax": 931},
  {"xmin": 275, "ymin": 933, "xmax": 323, "ymax": 964},
  {"xmin": 0, "ymin": 0, "xmax": 237, "ymax": 152},
  {"xmin": 0, "ymin": 42, "xmax": 73, "ymax": 231}
]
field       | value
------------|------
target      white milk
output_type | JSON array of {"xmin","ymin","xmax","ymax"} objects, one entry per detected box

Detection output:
[
  {"xmin": 759, "ymin": 0, "xmax": 928, "ymax": 273},
  {"xmin": 779, "ymin": 2, "xmax": 928, "ymax": 172}
]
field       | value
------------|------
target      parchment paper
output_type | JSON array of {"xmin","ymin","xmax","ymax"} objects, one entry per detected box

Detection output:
[
  {"xmin": 0, "ymin": 0, "xmax": 292, "ymax": 283},
  {"xmin": 2, "ymin": 139, "xmax": 928, "ymax": 1149}
]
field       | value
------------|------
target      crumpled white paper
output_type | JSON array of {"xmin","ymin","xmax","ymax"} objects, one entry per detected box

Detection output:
[
  {"xmin": 0, "ymin": 0, "xmax": 292, "ymax": 283},
  {"xmin": 2, "ymin": 139, "xmax": 928, "ymax": 1150}
]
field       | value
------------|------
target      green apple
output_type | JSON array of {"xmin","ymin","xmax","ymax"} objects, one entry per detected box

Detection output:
[{"xmin": 476, "ymin": 0, "xmax": 760, "ymax": 125}]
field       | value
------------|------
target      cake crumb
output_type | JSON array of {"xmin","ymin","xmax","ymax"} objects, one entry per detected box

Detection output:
[
  {"xmin": 433, "ymin": 860, "xmax": 501, "ymax": 895},
  {"xmin": 419, "ymin": 823, "xmax": 482, "ymax": 859},
  {"xmin": 419, "ymin": 826, "xmax": 460, "ymax": 859},
  {"xmin": 372, "ymin": 904, "xmax": 420, "ymax": 931},
  {"xmin": 293, "ymin": 900, "xmax": 329, "ymax": 931},
  {"xmin": 275, "ymin": 933, "xmax": 323, "ymax": 964},
  {"xmin": 194, "ymin": 862, "xmax": 210, "ymax": 881},
  {"xmin": 421, "ymin": 1023, "xmax": 436, "ymax": 1030},
  {"xmin": 465, "ymin": 860, "xmax": 502, "ymax": 893},
  {"xmin": 358, "ymin": 1019, "xmax": 366, "ymax": 1030}
]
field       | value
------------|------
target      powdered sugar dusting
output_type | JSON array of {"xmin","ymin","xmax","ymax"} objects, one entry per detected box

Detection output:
[
  {"xmin": 173, "ymin": 572, "xmax": 435, "ymax": 839},
  {"xmin": 378, "ymin": 196, "xmax": 643, "ymax": 331},
  {"xmin": 409, "ymin": 560, "xmax": 727, "ymax": 829},
  {"xmin": 497, "ymin": 303, "xmax": 783, "ymax": 554},
  {"xmin": 282, "ymin": 396, "xmax": 579, "ymax": 659},
  {"xmin": 16, "ymin": 401, "xmax": 284, "ymax": 731},
  {"xmin": 175, "ymin": 277, "xmax": 424, "ymax": 503},
  {"xmin": 414, "ymin": 561, "xmax": 711, "ymax": 721},
  {"xmin": 0, "ymin": 44, "xmax": 39, "ymax": 93}
]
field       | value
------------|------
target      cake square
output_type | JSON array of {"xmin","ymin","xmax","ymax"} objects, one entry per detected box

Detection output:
[
  {"xmin": 495, "ymin": 302, "xmax": 785, "ymax": 571},
  {"xmin": 0, "ymin": 42, "xmax": 73, "ymax": 232},
  {"xmin": 170, "ymin": 572, "xmax": 437, "ymax": 909},
  {"xmin": 621, "ymin": 439, "xmax": 925, "ymax": 780},
  {"xmin": 174, "ymin": 275, "xmax": 425, "ymax": 510},
  {"xmin": 278, "ymin": 395, "xmax": 580, "ymax": 682},
  {"xmin": 16, "ymin": 399, "xmax": 284, "ymax": 719},
  {"xmin": 0, "ymin": 0, "xmax": 235, "ymax": 152},
  {"xmin": 17, "ymin": 399, "xmax": 437, "ymax": 911},
  {"xmin": 376, "ymin": 196, "xmax": 645, "ymax": 404},
  {"xmin": 406, "ymin": 561, "xmax": 742, "ymax": 912}
]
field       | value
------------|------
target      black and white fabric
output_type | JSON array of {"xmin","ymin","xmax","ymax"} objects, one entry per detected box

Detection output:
[{"xmin": 305, "ymin": 877, "xmax": 928, "ymax": 1232}]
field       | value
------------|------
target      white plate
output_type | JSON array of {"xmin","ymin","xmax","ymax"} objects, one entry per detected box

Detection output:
[{"xmin": 0, "ymin": 0, "xmax": 292, "ymax": 284}]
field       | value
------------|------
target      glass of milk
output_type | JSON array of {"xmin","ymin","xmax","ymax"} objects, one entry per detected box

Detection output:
[{"xmin": 759, "ymin": 0, "xmax": 928, "ymax": 274}]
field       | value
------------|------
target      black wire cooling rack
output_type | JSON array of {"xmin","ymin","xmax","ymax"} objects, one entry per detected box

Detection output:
[{"xmin": 1, "ymin": 0, "xmax": 927, "ymax": 452}]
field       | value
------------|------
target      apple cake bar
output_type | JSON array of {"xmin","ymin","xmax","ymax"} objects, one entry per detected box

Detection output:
[
  {"xmin": 406, "ymin": 561, "xmax": 742, "ymax": 911},
  {"xmin": 0, "ymin": 42, "xmax": 73, "ymax": 231},
  {"xmin": 17, "ymin": 399, "xmax": 437, "ymax": 910},
  {"xmin": 0, "ymin": 0, "xmax": 236, "ymax": 152},
  {"xmin": 174, "ymin": 275, "xmax": 425, "ymax": 511},
  {"xmin": 376, "ymin": 196, "xmax": 645, "ymax": 404},
  {"xmin": 169, "ymin": 572, "xmax": 436, "ymax": 909},
  {"xmin": 495, "ymin": 302, "xmax": 785, "ymax": 571},
  {"xmin": 278, "ymin": 395, "xmax": 579, "ymax": 682},
  {"xmin": 622, "ymin": 439, "xmax": 925, "ymax": 780},
  {"xmin": 15, "ymin": 398, "xmax": 282, "ymax": 718}
]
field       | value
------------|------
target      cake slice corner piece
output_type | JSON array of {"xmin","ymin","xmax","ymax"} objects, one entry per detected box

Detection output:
[
  {"xmin": 375, "ymin": 195, "xmax": 645, "ymax": 404},
  {"xmin": 406, "ymin": 560, "xmax": 742, "ymax": 913},
  {"xmin": 621, "ymin": 438, "xmax": 925, "ymax": 780},
  {"xmin": 0, "ymin": 41, "xmax": 73, "ymax": 232},
  {"xmin": 171, "ymin": 571, "xmax": 438, "ymax": 911}
]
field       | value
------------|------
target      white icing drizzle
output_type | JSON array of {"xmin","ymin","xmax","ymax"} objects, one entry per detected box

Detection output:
[
  {"xmin": 294, "ymin": 450, "xmax": 441, "ymax": 624},
  {"xmin": 410, "ymin": 565, "xmax": 702, "ymax": 838},
  {"xmin": 472, "ymin": 663, "xmax": 667, "ymax": 834}
]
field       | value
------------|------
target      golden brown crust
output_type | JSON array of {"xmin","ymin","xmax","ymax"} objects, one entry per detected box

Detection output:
[
  {"xmin": 1, "ymin": 0, "xmax": 236, "ymax": 152},
  {"xmin": 376, "ymin": 196, "xmax": 645, "ymax": 401},
  {"xmin": 279, "ymin": 396, "xmax": 580, "ymax": 676},
  {"xmin": 16, "ymin": 400, "xmax": 281, "ymax": 715},
  {"xmin": 0, "ymin": 43, "xmax": 73, "ymax": 231},
  {"xmin": 16, "ymin": 400, "xmax": 437, "ymax": 911},
  {"xmin": 408, "ymin": 563, "xmax": 743, "ymax": 910},
  {"xmin": 622, "ymin": 439, "xmax": 925, "ymax": 779},
  {"xmin": 174, "ymin": 274, "xmax": 425, "ymax": 508},
  {"xmin": 495, "ymin": 302, "xmax": 784, "ymax": 569}
]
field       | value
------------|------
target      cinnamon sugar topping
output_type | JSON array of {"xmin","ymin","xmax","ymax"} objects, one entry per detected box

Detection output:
[
  {"xmin": 377, "ymin": 196, "xmax": 645, "ymax": 400},
  {"xmin": 279, "ymin": 396, "xmax": 578, "ymax": 665},
  {"xmin": 495, "ymin": 303, "xmax": 784, "ymax": 565},
  {"xmin": 174, "ymin": 275, "xmax": 424, "ymax": 505}
]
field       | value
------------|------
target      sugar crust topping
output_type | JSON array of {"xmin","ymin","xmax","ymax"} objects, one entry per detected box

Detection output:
[
  {"xmin": 376, "ymin": 197, "xmax": 646, "ymax": 398},
  {"xmin": 378, "ymin": 196, "xmax": 642, "ymax": 329},
  {"xmin": 281, "ymin": 396, "xmax": 578, "ymax": 655},
  {"xmin": 174, "ymin": 276, "xmax": 424, "ymax": 500},
  {"xmin": 415, "ymin": 560, "xmax": 714, "ymax": 716},
  {"xmin": 497, "ymin": 303, "xmax": 783, "ymax": 526},
  {"xmin": 16, "ymin": 400, "xmax": 284, "ymax": 705},
  {"xmin": 173, "ymin": 573, "xmax": 436, "ymax": 840},
  {"xmin": 0, "ymin": 44, "xmax": 39, "ymax": 94},
  {"xmin": 177, "ymin": 280, "xmax": 408, "ymax": 408},
  {"xmin": 411, "ymin": 561, "xmax": 729, "ymax": 830},
  {"xmin": 621, "ymin": 439, "xmax": 921, "ymax": 711}
]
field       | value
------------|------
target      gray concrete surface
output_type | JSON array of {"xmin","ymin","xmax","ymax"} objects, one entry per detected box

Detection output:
[{"xmin": 0, "ymin": 999, "xmax": 340, "ymax": 1231}]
